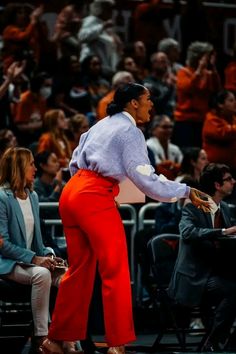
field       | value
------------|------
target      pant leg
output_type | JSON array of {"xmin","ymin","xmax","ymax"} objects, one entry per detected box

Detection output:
[
  {"xmin": 48, "ymin": 225, "xmax": 97, "ymax": 341},
  {"xmin": 73, "ymin": 193, "xmax": 136, "ymax": 346},
  {"xmin": 6, "ymin": 265, "xmax": 52, "ymax": 336},
  {"xmin": 203, "ymin": 275, "xmax": 236, "ymax": 344}
]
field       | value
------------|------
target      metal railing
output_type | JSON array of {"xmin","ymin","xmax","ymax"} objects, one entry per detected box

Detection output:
[{"xmin": 138, "ymin": 202, "xmax": 162, "ymax": 231}]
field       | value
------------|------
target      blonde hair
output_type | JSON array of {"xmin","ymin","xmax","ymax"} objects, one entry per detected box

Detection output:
[
  {"xmin": 0, "ymin": 147, "xmax": 33, "ymax": 194},
  {"xmin": 43, "ymin": 109, "xmax": 64, "ymax": 134},
  {"xmin": 42, "ymin": 109, "xmax": 72, "ymax": 159},
  {"xmin": 69, "ymin": 114, "xmax": 88, "ymax": 132}
]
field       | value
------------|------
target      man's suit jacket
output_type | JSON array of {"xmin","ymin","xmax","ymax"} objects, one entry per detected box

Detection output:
[
  {"xmin": 0, "ymin": 187, "xmax": 52, "ymax": 275},
  {"xmin": 168, "ymin": 201, "xmax": 233, "ymax": 307}
]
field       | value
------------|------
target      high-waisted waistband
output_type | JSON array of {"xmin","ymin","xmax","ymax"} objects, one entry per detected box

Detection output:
[{"xmin": 77, "ymin": 169, "xmax": 118, "ymax": 186}]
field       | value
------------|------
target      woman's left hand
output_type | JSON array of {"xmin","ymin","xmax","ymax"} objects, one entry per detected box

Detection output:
[{"xmin": 189, "ymin": 188, "xmax": 211, "ymax": 212}]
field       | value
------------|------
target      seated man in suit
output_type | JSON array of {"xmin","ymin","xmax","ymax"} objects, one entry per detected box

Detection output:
[{"xmin": 168, "ymin": 163, "xmax": 236, "ymax": 352}]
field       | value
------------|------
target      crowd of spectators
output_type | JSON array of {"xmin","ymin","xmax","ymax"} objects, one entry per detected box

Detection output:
[
  {"xmin": 0, "ymin": 0, "xmax": 236, "ymax": 252},
  {"xmin": 0, "ymin": 1, "xmax": 235, "ymax": 183},
  {"xmin": 0, "ymin": 1, "xmax": 236, "ymax": 351}
]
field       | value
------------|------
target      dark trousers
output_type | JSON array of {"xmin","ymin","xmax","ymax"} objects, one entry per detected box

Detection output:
[{"xmin": 202, "ymin": 275, "xmax": 236, "ymax": 344}]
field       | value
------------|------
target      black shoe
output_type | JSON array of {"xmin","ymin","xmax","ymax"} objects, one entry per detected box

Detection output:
[{"xmin": 80, "ymin": 338, "xmax": 103, "ymax": 354}]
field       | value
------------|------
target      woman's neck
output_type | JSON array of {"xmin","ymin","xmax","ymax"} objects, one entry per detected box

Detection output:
[{"xmin": 16, "ymin": 190, "xmax": 27, "ymax": 199}]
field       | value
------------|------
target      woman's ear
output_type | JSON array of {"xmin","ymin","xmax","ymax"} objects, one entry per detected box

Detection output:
[{"xmin": 131, "ymin": 98, "xmax": 139, "ymax": 109}]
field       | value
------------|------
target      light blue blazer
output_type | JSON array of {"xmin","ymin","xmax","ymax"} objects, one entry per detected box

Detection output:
[{"xmin": 0, "ymin": 187, "xmax": 53, "ymax": 275}]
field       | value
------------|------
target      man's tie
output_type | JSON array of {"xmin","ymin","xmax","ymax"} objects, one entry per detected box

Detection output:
[{"xmin": 214, "ymin": 208, "xmax": 223, "ymax": 228}]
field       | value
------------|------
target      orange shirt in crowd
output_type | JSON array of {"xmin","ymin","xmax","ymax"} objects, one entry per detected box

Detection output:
[
  {"xmin": 96, "ymin": 90, "xmax": 115, "ymax": 120},
  {"xmin": 202, "ymin": 111, "xmax": 236, "ymax": 169},
  {"xmin": 14, "ymin": 91, "xmax": 47, "ymax": 124},
  {"xmin": 37, "ymin": 133, "xmax": 72, "ymax": 168},
  {"xmin": 224, "ymin": 61, "xmax": 236, "ymax": 93},
  {"xmin": 3, "ymin": 23, "xmax": 40, "ymax": 63},
  {"xmin": 174, "ymin": 66, "xmax": 221, "ymax": 123}
]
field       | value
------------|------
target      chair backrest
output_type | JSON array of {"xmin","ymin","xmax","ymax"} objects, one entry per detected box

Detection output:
[{"xmin": 147, "ymin": 233, "xmax": 180, "ymax": 289}]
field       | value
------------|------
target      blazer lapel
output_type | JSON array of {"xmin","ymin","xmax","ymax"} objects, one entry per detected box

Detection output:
[
  {"xmin": 221, "ymin": 203, "xmax": 231, "ymax": 228},
  {"xmin": 203, "ymin": 210, "xmax": 213, "ymax": 228}
]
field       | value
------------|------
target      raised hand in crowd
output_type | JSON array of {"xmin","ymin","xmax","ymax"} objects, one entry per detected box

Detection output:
[
  {"xmin": 0, "ymin": 61, "xmax": 26, "ymax": 99},
  {"xmin": 30, "ymin": 4, "xmax": 44, "ymax": 24}
]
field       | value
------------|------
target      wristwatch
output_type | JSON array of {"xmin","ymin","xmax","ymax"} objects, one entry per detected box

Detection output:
[{"xmin": 222, "ymin": 228, "xmax": 226, "ymax": 236}]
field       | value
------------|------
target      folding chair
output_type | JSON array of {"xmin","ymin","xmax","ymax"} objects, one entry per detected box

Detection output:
[
  {"xmin": 0, "ymin": 279, "xmax": 32, "ymax": 353},
  {"xmin": 147, "ymin": 233, "xmax": 189, "ymax": 351}
]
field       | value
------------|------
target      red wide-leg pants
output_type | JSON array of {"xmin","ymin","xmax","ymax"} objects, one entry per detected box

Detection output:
[{"xmin": 48, "ymin": 170, "xmax": 136, "ymax": 346}]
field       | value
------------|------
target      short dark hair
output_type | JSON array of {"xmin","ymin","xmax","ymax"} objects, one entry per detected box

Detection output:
[
  {"xmin": 200, "ymin": 163, "xmax": 231, "ymax": 196},
  {"xmin": 209, "ymin": 89, "xmax": 235, "ymax": 110},
  {"xmin": 180, "ymin": 147, "xmax": 202, "ymax": 175},
  {"xmin": 34, "ymin": 150, "xmax": 52, "ymax": 177},
  {"xmin": 106, "ymin": 83, "xmax": 146, "ymax": 116}
]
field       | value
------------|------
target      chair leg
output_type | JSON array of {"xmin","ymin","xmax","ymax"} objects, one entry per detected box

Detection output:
[
  {"xmin": 152, "ymin": 331, "xmax": 164, "ymax": 350},
  {"xmin": 164, "ymin": 298, "xmax": 186, "ymax": 350}
]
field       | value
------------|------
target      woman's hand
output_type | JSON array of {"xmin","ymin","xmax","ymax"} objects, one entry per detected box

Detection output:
[
  {"xmin": 32, "ymin": 255, "xmax": 57, "ymax": 270},
  {"xmin": 189, "ymin": 188, "xmax": 211, "ymax": 212}
]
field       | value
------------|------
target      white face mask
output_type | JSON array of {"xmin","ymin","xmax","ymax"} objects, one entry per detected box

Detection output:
[{"xmin": 40, "ymin": 86, "xmax": 52, "ymax": 99}]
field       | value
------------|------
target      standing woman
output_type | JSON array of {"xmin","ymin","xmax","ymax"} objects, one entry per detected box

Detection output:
[
  {"xmin": 42, "ymin": 83, "xmax": 209, "ymax": 354},
  {"xmin": 0, "ymin": 147, "xmax": 78, "ymax": 354}
]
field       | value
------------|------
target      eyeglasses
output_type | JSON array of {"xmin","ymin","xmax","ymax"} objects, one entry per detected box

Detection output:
[{"xmin": 222, "ymin": 176, "xmax": 234, "ymax": 182}]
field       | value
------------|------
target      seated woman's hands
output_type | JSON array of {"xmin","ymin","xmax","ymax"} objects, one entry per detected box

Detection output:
[{"xmin": 32, "ymin": 255, "xmax": 58, "ymax": 271}]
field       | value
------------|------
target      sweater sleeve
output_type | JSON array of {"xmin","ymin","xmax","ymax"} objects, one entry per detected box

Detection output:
[{"xmin": 121, "ymin": 128, "xmax": 190, "ymax": 202}]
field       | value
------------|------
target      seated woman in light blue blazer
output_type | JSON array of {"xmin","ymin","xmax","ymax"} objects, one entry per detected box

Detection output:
[{"xmin": 0, "ymin": 147, "xmax": 80, "ymax": 354}]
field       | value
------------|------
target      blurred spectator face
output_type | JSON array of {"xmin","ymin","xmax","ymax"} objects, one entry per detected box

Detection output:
[
  {"xmin": 153, "ymin": 116, "xmax": 174, "ymax": 141},
  {"xmin": 134, "ymin": 41, "xmax": 146, "ymax": 59},
  {"xmin": 219, "ymin": 91, "xmax": 236, "ymax": 116},
  {"xmin": 41, "ymin": 153, "xmax": 60, "ymax": 177},
  {"xmin": 79, "ymin": 117, "xmax": 89, "ymax": 135},
  {"xmin": 89, "ymin": 56, "xmax": 102, "ymax": 75},
  {"xmin": 167, "ymin": 46, "xmax": 180, "ymax": 63},
  {"xmin": 151, "ymin": 52, "xmax": 169, "ymax": 74},
  {"xmin": 70, "ymin": 56, "xmax": 80, "ymax": 73},
  {"xmin": 40, "ymin": 78, "xmax": 52, "ymax": 99},
  {"xmin": 192, "ymin": 149, "xmax": 208, "ymax": 174},
  {"xmin": 0, "ymin": 130, "xmax": 18, "ymax": 155},
  {"xmin": 220, "ymin": 172, "xmax": 236, "ymax": 197},
  {"xmin": 4, "ymin": 130, "xmax": 17, "ymax": 147},
  {"xmin": 123, "ymin": 57, "xmax": 138, "ymax": 75},
  {"xmin": 57, "ymin": 111, "xmax": 69, "ymax": 130}
]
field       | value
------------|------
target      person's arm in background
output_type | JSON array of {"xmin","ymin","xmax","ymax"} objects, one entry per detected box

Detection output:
[{"xmin": 0, "ymin": 61, "xmax": 25, "ymax": 99}]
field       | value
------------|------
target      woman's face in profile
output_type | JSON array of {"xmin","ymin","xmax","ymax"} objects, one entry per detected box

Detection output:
[
  {"xmin": 220, "ymin": 92, "xmax": 236, "ymax": 116},
  {"xmin": 194, "ymin": 149, "xmax": 208, "ymax": 173},
  {"xmin": 43, "ymin": 153, "xmax": 60, "ymax": 177},
  {"xmin": 25, "ymin": 154, "xmax": 37, "ymax": 185},
  {"xmin": 135, "ymin": 89, "xmax": 153, "ymax": 124}
]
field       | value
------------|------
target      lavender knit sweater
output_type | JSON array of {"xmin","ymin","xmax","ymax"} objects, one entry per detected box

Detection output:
[{"xmin": 69, "ymin": 112, "xmax": 190, "ymax": 202}]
